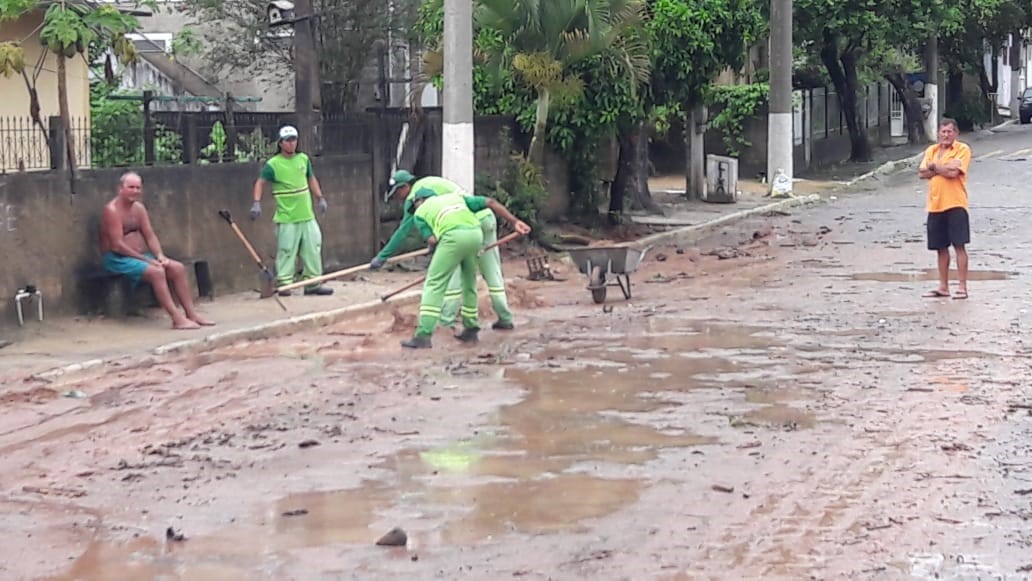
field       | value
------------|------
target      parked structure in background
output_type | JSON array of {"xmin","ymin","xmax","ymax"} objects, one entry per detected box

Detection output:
[
  {"xmin": 986, "ymin": 31, "xmax": 1031, "ymax": 116},
  {"xmin": 115, "ymin": 34, "xmax": 224, "ymax": 112}
]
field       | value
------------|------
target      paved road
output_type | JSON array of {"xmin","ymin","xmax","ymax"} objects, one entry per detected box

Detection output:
[{"xmin": 1, "ymin": 124, "xmax": 1030, "ymax": 579}]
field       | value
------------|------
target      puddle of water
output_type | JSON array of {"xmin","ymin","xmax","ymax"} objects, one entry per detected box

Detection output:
[
  {"xmin": 57, "ymin": 323, "xmax": 807, "ymax": 576},
  {"xmin": 849, "ymin": 269, "xmax": 1013, "ymax": 282},
  {"xmin": 54, "ymin": 536, "xmax": 256, "ymax": 581},
  {"xmin": 429, "ymin": 474, "xmax": 641, "ymax": 543}
]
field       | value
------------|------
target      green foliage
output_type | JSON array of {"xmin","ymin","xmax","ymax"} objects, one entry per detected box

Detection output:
[
  {"xmin": 473, "ymin": 127, "xmax": 549, "ymax": 225},
  {"xmin": 170, "ymin": 28, "xmax": 202, "ymax": 60},
  {"xmin": 649, "ymin": 0, "xmax": 765, "ymax": 107},
  {"xmin": 90, "ymin": 84, "xmax": 182, "ymax": 167},
  {"xmin": 199, "ymin": 121, "xmax": 229, "ymax": 163},
  {"xmin": 236, "ymin": 127, "xmax": 276, "ymax": 162},
  {"xmin": 945, "ymin": 91, "xmax": 992, "ymax": 130},
  {"xmin": 0, "ymin": 41, "xmax": 25, "ymax": 76},
  {"xmin": 705, "ymin": 82, "xmax": 769, "ymax": 157},
  {"xmin": 0, "ymin": 0, "xmax": 36, "ymax": 21}
]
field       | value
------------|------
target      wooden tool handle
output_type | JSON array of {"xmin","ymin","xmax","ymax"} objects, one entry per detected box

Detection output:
[
  {"xmin": 230, "ymin": 223, "xmax": 265, "ymax": 266},
  {"xmin": 379, "ymin": 231, "xmax": 524, "ymax": 302},
  {"xmin": 275, "ymin": 247, "xmax": 430, "ymax": 293}
]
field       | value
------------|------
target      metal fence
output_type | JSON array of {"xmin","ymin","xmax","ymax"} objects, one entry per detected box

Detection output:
[
  {"xmin": 0, "ymin": 110, "xmax": 378, "ymax": 172},
  {"xmin": 0, "ymin": 116, "xmax": 93, "ymax": 173}
]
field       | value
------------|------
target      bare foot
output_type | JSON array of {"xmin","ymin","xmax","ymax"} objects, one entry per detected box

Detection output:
[
  {"xmin": 190, "ymin": 316, "xmax": 216, "ymax": 326},
  {"xmin": 172, "ymin": 318, "xmax": 201, "ymax": 330}
]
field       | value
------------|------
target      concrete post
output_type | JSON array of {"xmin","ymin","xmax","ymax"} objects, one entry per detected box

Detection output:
[
  {"xmin": 924, "ymin": 35, "xmax": 939, "ymax": 141},
  {"xmin": 767, "ymin": 0, "xmax": 793, "ymax": 195},
  {"xmin": 292, "ymin": 0, "xmax": 322, "ymax": 155},
  {"xmin": 685, "ymin": 106, "xmax": 706, "ymax": 200},
  {"xmin": 1010, "ymin": 30, "xmax": 1022, "ymax": 119},
  {"xmin": 442, "ymin": 0, "xmax": 475, "ymax": 192}
]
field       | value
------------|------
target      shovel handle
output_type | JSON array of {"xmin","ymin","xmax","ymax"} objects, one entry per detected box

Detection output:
[
  {"xmin": 380, "ymin": 275, "xmax": 426, "ymax": 302},
  {"xmin": 275, "ymin": 247, "xmax": 431, "ymax": 294},
  {"xmin": 218, "ymin": 209, "xmax": 233, "ymax": 224},
  {"xmin": 379, "ymin": 231, "xmax": 524, "ymax": 302}
]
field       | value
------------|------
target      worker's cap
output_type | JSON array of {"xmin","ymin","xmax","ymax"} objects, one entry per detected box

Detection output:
[
  {"xmin": 278, "ymin": 125, "xmax": 299, "ymax": 141},
  {"xmin": 407, "ymin": 187, "xmax": 436, "ymax": 213},
  {"xmin": 412, "ymin": 187, "xmax": 436, "ymax": 200},
  {"xmin": 385, "ymin": 169, "xmax": 415, "ymax": 202}
]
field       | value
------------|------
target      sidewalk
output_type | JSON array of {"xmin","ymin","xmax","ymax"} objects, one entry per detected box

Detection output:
[
  {"xmin": 0, "ymin": 269, "xmax": 424, "ymax": 383},
  {"xmin": 1, "ymin": 137, "xmax": 951, "ymax": 384},
  {"xmin": 635, "ymin": 120, "xmax": 1016, "ymax": 229}
]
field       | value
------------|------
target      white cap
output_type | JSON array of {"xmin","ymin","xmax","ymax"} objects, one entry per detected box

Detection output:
[{"xmin": 278, "ymin": 125, "xmax": 299, "ymax": 140}]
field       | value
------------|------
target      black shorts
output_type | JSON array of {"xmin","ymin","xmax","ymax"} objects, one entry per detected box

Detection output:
[{"xmin": 927, "ymin": 207, "xmax": 970, "ymax": 250}]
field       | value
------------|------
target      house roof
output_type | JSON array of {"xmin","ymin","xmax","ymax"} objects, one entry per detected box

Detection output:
[{"xmin": 132, "ymin": 37, "xmax": 222, "ymax": 98}]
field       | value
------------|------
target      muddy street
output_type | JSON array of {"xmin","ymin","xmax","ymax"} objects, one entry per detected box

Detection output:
[{"xmin": 2, "ymin": 126, "xmax": 1032, "ymax": 579}]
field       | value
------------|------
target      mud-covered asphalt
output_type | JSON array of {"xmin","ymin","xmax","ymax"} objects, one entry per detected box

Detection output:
[{"xmin": 2, "ymin": 125, "xmax": 1031, "ymax": 580}]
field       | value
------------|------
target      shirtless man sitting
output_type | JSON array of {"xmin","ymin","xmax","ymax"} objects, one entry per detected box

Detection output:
[{"xmin": 100, "ymin": 172, "xmax": 214, "ymax": 329}]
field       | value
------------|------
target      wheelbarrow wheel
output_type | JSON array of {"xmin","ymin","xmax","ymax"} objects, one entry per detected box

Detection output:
[{"xmin": 589, "ymin": 265, "xmax": 607, "ymax": 304}]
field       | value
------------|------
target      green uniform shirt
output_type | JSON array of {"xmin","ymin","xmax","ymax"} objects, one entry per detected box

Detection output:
[
  {"xmin": 414, "ymin": 194, "xmax": 489, "ymax": 240},
  {"xmin": 260, "ymin": 153, "xmax": 315, "ymax": 223},
  {"xmin": 376, "ymin": 177, "xmax": 490, "ymax": 260}
]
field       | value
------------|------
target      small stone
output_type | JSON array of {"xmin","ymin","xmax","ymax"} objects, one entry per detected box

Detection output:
[
  {"xmin": 376, "ymin": 527, "xmax": 407, "ymax": 547},
  {"xmin": 165, "ymin": 527, "xmax": 186, "ymax": 542},
  {"xmin": 298, "ymin": 439, "xmax": 320, "ymax": 449}
]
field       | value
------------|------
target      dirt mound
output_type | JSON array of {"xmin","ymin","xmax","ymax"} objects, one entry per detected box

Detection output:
[
  {"xmin": 506, "ymin": 283, "xmax": 548, "ymax": 309},
  {"xmin": 387, "ymin": 306, "xmax": 417, "ymax": 334}
]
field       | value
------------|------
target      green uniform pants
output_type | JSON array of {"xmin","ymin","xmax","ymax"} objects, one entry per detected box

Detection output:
[
  {"xmin": 440, "ymin": 211, "xmax": 513, "ymax": 327},
  {"xmin": 275, "ymin": 219, "xmax": 324, "ymax": 288},
  {"xmin": 416, "ymin": 226, "xmax": 484, "ymax": 338}
]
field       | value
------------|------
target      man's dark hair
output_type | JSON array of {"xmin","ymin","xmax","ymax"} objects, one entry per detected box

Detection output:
[{"xmin": 938, "ymin": 117, "xmax": 959, "ymax": 131}]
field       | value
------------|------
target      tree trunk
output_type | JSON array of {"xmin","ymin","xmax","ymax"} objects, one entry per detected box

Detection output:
[
  {"xmin": 56, "ymin": 53, "xmax": 77, "ymax": 191},
  {"xmin": 609, "ymin": 120, "xmax": 660, "ymax": 223},
  {"xmin": 528, "ymin": 87, "xmax": 551, "ymax": 168},
  {"xmin": 20, "ymin": 72, "xmax": 48, "ymax": 146},
  {"xmin": 820, "ymin": 33, "xmax": 870, "ymax": 162},
  {"xmin": 885, "ymin": 72, "xmax": 926, "ymax": 143},
  {"xmin": 946, "ymin": 68, "xmax": 963, "ymax": 108}
]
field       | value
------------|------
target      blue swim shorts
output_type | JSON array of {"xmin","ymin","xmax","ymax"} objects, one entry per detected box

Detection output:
[{"xmin": 102, "ymin": 251, "xmax": 155, "ymax": 287}]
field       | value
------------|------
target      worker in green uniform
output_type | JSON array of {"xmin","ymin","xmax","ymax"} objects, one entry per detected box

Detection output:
[
  {"xmin": 403, "ymin": 189, "xmax": 531, "ymax": 349},
  {"xmin": 250, "ymin": 125, "xmax": 333, "ymax": 296},
  {"xmin": 373, "ymin": 170, "xmax": 516, "ymax": 330}
]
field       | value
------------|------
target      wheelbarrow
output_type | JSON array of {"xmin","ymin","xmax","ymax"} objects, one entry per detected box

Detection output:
[{"xmin": 566, "ymin": 245, "xmax": 650, "ymax": 304}]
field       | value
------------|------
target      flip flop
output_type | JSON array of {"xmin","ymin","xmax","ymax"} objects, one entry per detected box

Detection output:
[
  {"xmin": 922, "ymin": 290, "xmax": 950, "ymax": 298},
  {"xmin": 953, "ymin": 290, "xmax": 969, "ymax": 300}
]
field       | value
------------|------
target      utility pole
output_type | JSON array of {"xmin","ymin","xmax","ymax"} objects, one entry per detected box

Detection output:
[
  {"xmin": 442, "ymin": 0, "xmax": 474, "ymax": 192},
  {"xmin": 923, "ymin": 35, "xmax": 938, "ymax": 142},
  {"xmin": 685, "ymin": 106, "xmax": 706, "ymax": 200},
  {"xmin": 292, "ymin": 0, "xmax": 322, "ymax": 155},
  {"xmin": 767, "ymin": 0, "xmax": 793, "ymax": 197},
  {"xmin": 1009, "ymin": 29, "xmax": 1022, "ymax": 121}
]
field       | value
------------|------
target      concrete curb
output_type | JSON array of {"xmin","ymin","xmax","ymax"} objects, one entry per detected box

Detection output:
[
  {"xmin": 634, "ymin": 194, "xmax": 823, "ymax": 249},
  {"xmin": 845, "ymin": 152, "xmax": 925, "ymax": 187},
  {"xmin": 31, "ymin": 291, "xmax": 423, "ymax": 383}
]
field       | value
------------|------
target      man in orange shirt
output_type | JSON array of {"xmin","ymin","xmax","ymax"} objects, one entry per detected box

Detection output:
[{"xmin": 918, "ymin": 117, "xmax": 972, "ymax": 299}]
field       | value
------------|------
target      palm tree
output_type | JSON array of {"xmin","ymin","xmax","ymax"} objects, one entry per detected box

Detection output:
[{"xmin": 474, "ymin": 0, "xmax": 649, "ymax": 167}]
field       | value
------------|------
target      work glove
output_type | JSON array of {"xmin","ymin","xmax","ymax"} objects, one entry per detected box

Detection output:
[
  {"xmin": 369, "ymin": 256, "xmax": 386, "ymax": 270},
  {"xmin": 317, "ymin": 197, "xmax": 328, "ymax": 214},
  {"xmin": 249, "ymin": 201, "xmax": 261, "ymax": 220}
]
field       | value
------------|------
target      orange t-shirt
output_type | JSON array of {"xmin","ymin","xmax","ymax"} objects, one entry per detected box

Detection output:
[{"xmin": 920, "ymin": 141, "xmax": 971, "ymax": 213}]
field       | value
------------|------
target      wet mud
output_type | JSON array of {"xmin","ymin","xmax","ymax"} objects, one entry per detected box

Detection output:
[{"xmin": 3, "ymin": 169, "xmax": 1032, "ymax": 578}]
